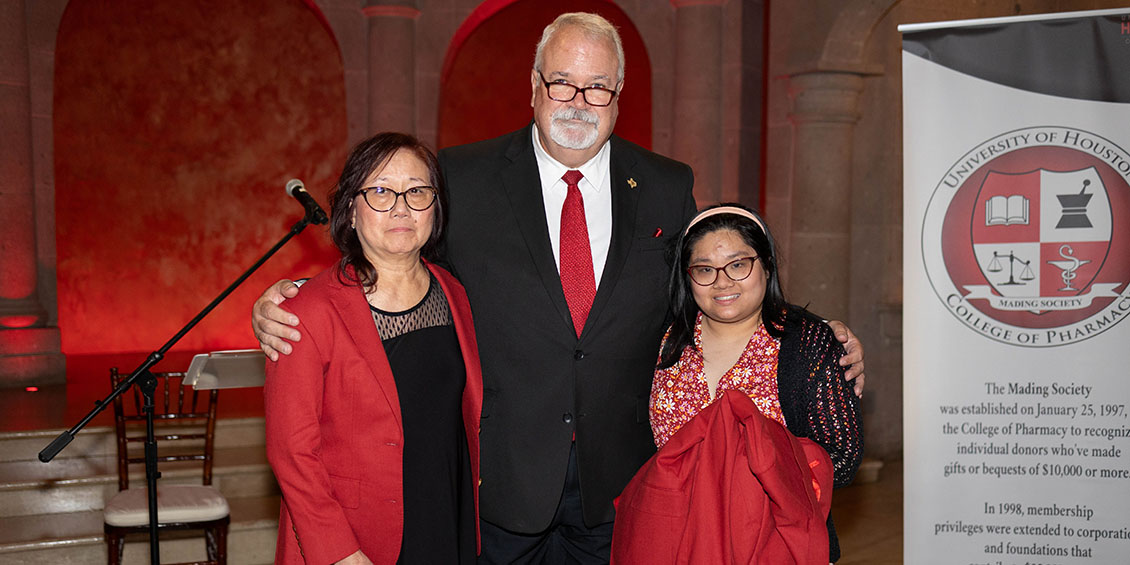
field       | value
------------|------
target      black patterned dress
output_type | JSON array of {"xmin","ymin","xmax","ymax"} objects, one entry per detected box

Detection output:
[{"xmin": 371, "ymin": 275, "xmax": 475, "ymax": 564}]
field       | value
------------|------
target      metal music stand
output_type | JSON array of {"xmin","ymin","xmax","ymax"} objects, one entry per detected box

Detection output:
[{"xmin": 185, "ymin": 349, "xmax": 266, "ymax": 390}]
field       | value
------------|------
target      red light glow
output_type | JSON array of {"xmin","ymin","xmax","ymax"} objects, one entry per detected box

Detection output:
[
  {"xmin": 26, "ymin": 386, "xmax": 39, "ymax": 392},
  {"xmin": 0, "ymin": 315, "xmax": 39, "ymax": 328}
]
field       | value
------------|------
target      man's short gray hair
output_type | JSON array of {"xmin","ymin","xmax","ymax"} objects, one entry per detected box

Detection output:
[{"xmin": 533, "ymin": 12, "xmax": 625, "ymax": 85}]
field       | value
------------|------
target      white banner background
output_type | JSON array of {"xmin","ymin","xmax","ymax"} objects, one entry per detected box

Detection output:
[{"xmin": 903, "ymin": 13, "xmax": 1130, "ymax": 565}]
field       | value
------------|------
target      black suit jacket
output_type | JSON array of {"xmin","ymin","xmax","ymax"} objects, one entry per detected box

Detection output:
[{"xmin": 438, "ymin": 124, "xmax": 696, "ymax": 531}]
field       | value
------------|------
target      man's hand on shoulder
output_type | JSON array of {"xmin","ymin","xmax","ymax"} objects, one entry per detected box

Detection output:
[
  {"xmin": 826, "ymin": 320, "xmax": 865, "ymax": 397},
  {"xmin": 252, "ymin": 279, "xmax": 303, "ymax": 361}
]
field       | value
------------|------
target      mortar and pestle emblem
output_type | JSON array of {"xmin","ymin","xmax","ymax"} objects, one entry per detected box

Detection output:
[{"xmin": 1055, "ymin": 179, "xmax": 1093, "ymax": 229}]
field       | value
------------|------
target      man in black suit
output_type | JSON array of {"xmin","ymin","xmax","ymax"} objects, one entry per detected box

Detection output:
[
  {"xmin": 433, "ymin": 14, "xmax": 699, "ymax": 562},
  {"xmin": 254, "ymin": 12, "xmax": 864, "ymax": 563}
]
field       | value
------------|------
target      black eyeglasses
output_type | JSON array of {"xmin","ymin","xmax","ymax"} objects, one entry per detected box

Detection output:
[
  {"xmin": 538, "ymin": 72, "xmax": 618, "ymax": 107},
  {"xmin": 687, "ymin": 256, "xmax": 760, "ymax": 286},
  {"xmin": 359, "ymin": 186, "xmax": 437, "ymax": 212}
]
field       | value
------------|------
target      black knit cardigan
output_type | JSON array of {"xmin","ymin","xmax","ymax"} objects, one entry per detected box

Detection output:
[{"xmin": 775, "ymin": 305, "xmax": 865, "ymax": 562}]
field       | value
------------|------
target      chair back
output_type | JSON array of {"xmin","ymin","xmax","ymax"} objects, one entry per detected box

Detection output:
[{"xmin": 109, "ymin": 368, "xmax": 219, "ymax": 491}]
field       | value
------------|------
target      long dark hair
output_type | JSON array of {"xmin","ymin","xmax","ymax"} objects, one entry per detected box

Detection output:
[
  {"xmin": 327, "ymin": 132, "xmax": 446, "ymax": 288},
  {"xmin": 657, "ymin": 204, "xmax": 789, "ymax": 370}
]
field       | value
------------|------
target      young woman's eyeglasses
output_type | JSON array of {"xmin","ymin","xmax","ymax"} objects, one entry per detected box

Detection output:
[
  {"xmin": 359, "ymin": 186, "xmax": 437, "ymax": 212},
  {"xmin": 687, "ymin": 256, "xmax": 760, "ymax": 286}
]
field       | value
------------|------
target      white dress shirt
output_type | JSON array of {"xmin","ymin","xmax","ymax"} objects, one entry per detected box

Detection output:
[{"xmin": 531, "ymin": 126, "xmax": 613, "ymax": 288}]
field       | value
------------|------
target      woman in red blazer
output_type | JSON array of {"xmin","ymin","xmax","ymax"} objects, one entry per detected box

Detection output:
[{"xmin": 265, "ymin": 133, "xmax": 481, "ymax": 564}]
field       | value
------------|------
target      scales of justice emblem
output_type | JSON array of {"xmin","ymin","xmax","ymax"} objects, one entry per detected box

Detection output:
[{"xmin": 965, "ymin": 167, "xmax": 1113, "ymax": 314}]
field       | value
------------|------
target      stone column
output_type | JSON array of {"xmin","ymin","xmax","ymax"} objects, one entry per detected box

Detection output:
[
  {"xmin": 671, "ymin": 0, "xmax": 723, "ymax": 204},
  {"xmin": 0, "ymin": 0, "xmax": 64, "ymax": 386},
  {"xmin": 786, "ymin": 71, "xmax": 864, "ymax": 322},
  {"xmin": 363, "ymin": 1, "xmax": 418, "ymax": 135}
]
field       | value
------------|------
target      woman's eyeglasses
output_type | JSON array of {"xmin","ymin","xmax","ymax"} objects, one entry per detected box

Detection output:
[
  {"xmin": 686, "ymin": 256, "xmax": 760, "ymax": 286},
  {"xmin": 359, "ymin": 186, "xmax": 437, "ymax": 212}
]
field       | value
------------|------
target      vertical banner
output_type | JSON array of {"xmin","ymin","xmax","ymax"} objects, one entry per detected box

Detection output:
[{"xmin": 902, "ymin": 9, "xmax": 1130, "ymax": 565}]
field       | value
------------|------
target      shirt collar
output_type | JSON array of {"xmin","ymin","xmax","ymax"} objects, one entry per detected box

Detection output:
[{"xmin": 532, "ymin": 124, "xmax": 610, "ymax": 192}]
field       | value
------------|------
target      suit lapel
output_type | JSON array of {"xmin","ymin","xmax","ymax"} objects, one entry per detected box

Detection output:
[
  {"xmin": 326, "ymin": 277, "xmax": 402, "ymax": 432},
  {"xmin": 583, "ymin": 136, "xmax": 641, "ymax": 341},
  {"xmin": 499, "ymin": 126, "xmax": 575, "ymax": 332}
]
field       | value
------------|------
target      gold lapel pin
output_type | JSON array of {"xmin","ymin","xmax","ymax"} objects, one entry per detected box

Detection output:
[{"xmin": 627, "ymin": 178, "xmax": 637, "ymax": 189}]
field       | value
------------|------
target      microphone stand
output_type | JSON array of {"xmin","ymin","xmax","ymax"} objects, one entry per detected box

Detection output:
[{"xmin": 38, "ymin": 207, "xmax": 327, "ymax": 564}]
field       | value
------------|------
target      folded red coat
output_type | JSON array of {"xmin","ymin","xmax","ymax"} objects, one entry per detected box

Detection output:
[{"xmin": 612, "ymin": 390, "xmax": 833, "ymax": 564}]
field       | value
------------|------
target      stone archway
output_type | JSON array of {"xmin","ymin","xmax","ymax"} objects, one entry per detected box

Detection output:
[
  {"xmin": 436, "ymin": 0, "xmax": 652, "ymax": 150},
  {"xmin": 784, "ymin": 0, "xmax": 902, "ymax": 322},
  {"xmin": 50, "ymin": 0, "xmax": 345, "ymax": 358}
]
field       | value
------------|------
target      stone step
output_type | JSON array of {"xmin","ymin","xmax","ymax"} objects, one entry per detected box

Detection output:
[
  {"xmin": 0, "ymin": 445, "xmax": 279, "ymax": 518},
  {"xmin": 0, "ymin": 494, "xmax": 280, "ymax": 564},
  {"xmin": 0, "ymin": 356, "xmax": 276, "ymax": 562},
  {"xmin": 0, "ymin": 417, "xmax": 267, "ymax": 463}
]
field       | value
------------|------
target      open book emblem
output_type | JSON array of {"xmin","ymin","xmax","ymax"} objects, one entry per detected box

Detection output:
[{"xmin": 985, "ymin": 194, "xmax": 1028, "ymax": 226}]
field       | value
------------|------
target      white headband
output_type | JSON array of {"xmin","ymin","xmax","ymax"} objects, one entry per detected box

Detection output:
[{"xmin": 684, "ymin": 206, "xmax": 766, "ymax": 236}]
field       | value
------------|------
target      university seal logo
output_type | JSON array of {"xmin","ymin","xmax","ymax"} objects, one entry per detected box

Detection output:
[{"xmin": 922, "ymin": 126, "xmax": 1130, "ymax": 346}]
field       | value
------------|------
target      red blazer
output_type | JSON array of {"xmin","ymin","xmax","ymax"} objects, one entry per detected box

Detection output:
[
  {"xmin": 265, "ymin": 262, "xmax": 482, "ymax": 564},
  {"xmin": 611, "ymin": 390, "xmax": 832, "ymax": 565}
]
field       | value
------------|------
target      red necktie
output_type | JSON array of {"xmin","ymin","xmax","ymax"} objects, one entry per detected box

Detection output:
[{"xmin": 560, "ymin": 170, "xmax": 596, "ymax": 337}]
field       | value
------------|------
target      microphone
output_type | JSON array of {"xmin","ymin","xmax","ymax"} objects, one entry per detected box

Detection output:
[{"xmin": 285, "ymin": 179, "xmax": 328, "ymax": 224}]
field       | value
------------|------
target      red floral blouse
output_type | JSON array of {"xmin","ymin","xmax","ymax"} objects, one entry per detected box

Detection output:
[{"xmin": 650, "ymin": 313, "xmax": 785, "ymax": 448}]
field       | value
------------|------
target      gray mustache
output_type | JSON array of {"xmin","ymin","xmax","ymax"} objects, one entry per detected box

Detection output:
[{"xmin": 553, "ymin": 107, "xmax": 598, "ymax": 124}]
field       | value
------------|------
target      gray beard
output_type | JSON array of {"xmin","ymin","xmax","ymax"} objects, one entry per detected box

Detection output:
[{"xmin": 548, "ymin": 107, "xmax": 600, "ymax": 150}]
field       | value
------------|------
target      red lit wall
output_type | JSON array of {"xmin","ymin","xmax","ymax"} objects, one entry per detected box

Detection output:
[
  {"xmin": 54, "ymin": 0, "xmax": 346, "ymax": 356},
  {"xmin": 438, "ymin": 0, "xmax": 652, "ymax": 150}
]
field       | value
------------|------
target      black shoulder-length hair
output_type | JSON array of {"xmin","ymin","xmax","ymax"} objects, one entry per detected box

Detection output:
[
  {"xmin": 326, "ymin": 132, "xmax": 446, "ymax": 289},
  {"xmin": 657, "ymin": 203, "xmax": 789, "ymax": 370}
]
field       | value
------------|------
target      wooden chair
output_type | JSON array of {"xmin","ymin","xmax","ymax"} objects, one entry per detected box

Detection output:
[{"xmin": 104, "ymin": 367, "xmax": 230, "ymax": 564}]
